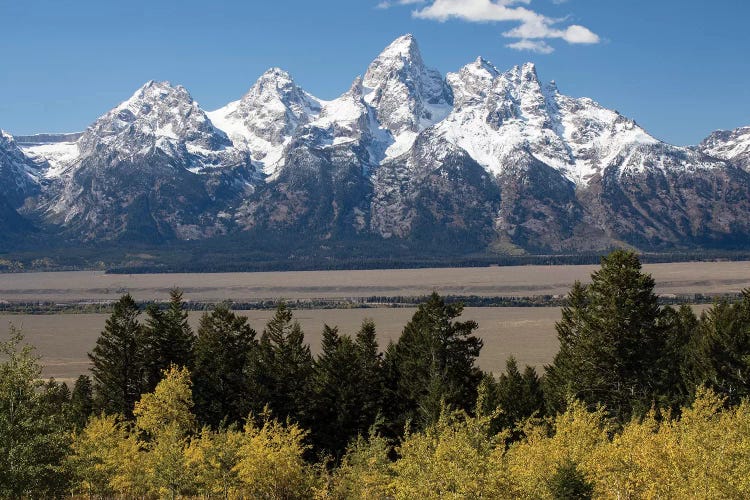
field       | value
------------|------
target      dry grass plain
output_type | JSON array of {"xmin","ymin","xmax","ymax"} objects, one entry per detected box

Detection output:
[
  {"xmin": 1, "ymin": 307, "xmax": 562, "ymax": 384},
  {"xmin": 0, "ymin": 261, "xmax": 748, "ymax": 303},
  {"xmin": 0, "ymin": 260, "xmax": 743, "ymax": 384}
]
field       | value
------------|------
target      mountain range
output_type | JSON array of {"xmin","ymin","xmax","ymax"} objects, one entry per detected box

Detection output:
[{"xmin": 2, "ymin": 35, "xmax": 750, "ymax": 265}]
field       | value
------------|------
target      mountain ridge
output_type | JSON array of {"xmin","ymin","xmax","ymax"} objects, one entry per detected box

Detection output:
[{"xmin": 3, "ymin": 34, "xmax": 749, "ymax": 263}]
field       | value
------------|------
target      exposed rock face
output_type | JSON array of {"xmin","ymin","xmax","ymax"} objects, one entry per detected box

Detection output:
[
  {"xmin": 0, "ymin": 130, "xmax": 41, "ymax": 207},
  {"xmin": 4, "ymin": 35, "xmax": 750, "ymax": 255},
  {"xmin": 207, "ymin": 68, "xmax": 322, "ymax": 178},
  {"xmin": 699, "ymin": 126, "xmax": 750, "ymax": 171},
  {"xmin": 43, "ymin": 81, "xmax": 258, "ymax": 242}
]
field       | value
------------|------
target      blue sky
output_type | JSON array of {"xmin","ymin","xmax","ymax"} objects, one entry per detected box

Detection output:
[{"xmin": 1, "ymin": 0, "xmax": 748, "ymax": 145}]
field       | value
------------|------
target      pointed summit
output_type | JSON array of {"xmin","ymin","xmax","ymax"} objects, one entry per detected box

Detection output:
[
  {"xmin": 363, "ymin": 34, "xmax": 452, "ymax": 136},
  {"xmin": 374, "ymin": 33, "xmax": 421, "ymax": 61},
  {"xmin": 207, "ymin": 68, "xmax": 322, "ymax": 176}
]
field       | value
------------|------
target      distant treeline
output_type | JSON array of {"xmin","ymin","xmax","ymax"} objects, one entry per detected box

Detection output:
[
  {"xmin": 0, "ymin": 292, "xmax": 743, "ymax": 315},
  {"xmin": 3, "ymin": 250, "xmax": 750, "ymax": 498},
  {"xmin": 3, "ymin": 233, "xmax": 750, "ymax": 273}
]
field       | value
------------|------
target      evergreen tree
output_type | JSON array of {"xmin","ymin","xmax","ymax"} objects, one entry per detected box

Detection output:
[
  {"xmin": 353, "ymin": 319, "xmax": 385, "ymax": 432},
  {"xmin": 310, "ymin": 321, "xmax": 384, "ymax": 459},
  {"xmin": 547, "ymin": 459, "xmax": 594, "ymax": 500},
  {"xmin": 657, "ymin": 304, "xmax": 699, "ymax": 411},
  {"xmin": 687, "ymin": 291, "xmax": 750, "ymax": 405},
  {"xmin": 192, "ymin": 304, "xmax": 257, "ymax": 427},
  {"xmin": 142, "ymin": 288, "xmax": 195, "ymax": 392},
  {"xmin": 476, "ymin": 358, "xmax": 544, "ymax": 438},
  {"xmin": 70, "ymin": 375, "xmax": 94, "ymax": 430},
  {"xmin": 544, "ymin": 250, "xmax": 668, "ymax": 422},
  {"xmin": 253, "ymin": 303, "xmax": 314, "ymax": 425},
  {"xmin": 89, "ymin": 294, "xmax": 146, "ymax": 418},
  {"xmin": 383, "ymin": 292, "xmax": 483, "ymax": 432}
]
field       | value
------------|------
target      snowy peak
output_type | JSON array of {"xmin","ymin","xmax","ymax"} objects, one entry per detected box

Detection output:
[
  {"xmin": 79, "ymin": 80, "xmax": 230, "ymax": 161},
  {"xmin": 0, "ymin": 130, "xmax": 41, "ymax": 206},
  {"xmin": 363, "ymin": 34, "xmax": 452, "ymax": 138},
  {"xmin": 699, "ymin": 126, "xmax": 750, "ymax": 170},
  {"xmin": 207, "ymin": 68, "xmax": 322, "ymax": 177}
]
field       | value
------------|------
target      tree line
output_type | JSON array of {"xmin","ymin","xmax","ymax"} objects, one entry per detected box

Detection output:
[{"xmin": 2, "ymin": 250, "xmax": 750, "ymax": 498}]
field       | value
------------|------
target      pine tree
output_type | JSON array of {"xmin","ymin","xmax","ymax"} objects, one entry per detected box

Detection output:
[
  {"xmin": 69, "ymin": 375, "xmax": 94, "ymax": 430},
  {"xmin": 547, "ymin": 459, "xmax": 594, "ymax": 500},
  {"xmin": 89, "ymin": 294, "xmax": 146, "ymax": 418},
  {"xmin": 310, "ymin": 321, "xmax": 384, "ymax": 459},
  {"xmin": 192, "ymin": 304, "xmax": 257, "ymax": 427},
  {"xmin": 544, "ymin": 250, "xmax": 667, "ymax": 422},
  {"xmin": 252, "ymin": 303, "xmax": 313, "ymax": 425},
  {"xmin": 353, "ymin": 319, "xmax": 385, "ymax": 433},
  {"xmin": 476, "ymin": 358, "xmax": 544, "ymax": 438},
  {"xmin": 687, "ymin": 291, "xmax": 750, "ymax": 405},
  {"xmin": 383, "ymin": 292, "xmax": 483, "ymax": 432},
  {"xmin": 143, "ymin": 288, "xmax": 195, "ymax": 392}
]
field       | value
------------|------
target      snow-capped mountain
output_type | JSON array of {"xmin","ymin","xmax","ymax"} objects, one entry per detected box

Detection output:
[
  {"xmin": 208, "ymin": 68, "xmax": 322, "ymax": 178},
  {"xmin": 699, "ymin": 126, "xmax": 750, "ymax": 171},
  {"xmin": 0, "ymin": 130, "xmax": 41, "ymax": 207},
  {"xmin": 363, "ymin": 34, "xmax": 453, "ymax": 158},
  {"xmin": 3, "ymin": 34, "xmax": 750, "ymax": 256},
  {"xmin": 16, "ymin": 132, "xmax": 82, "ymax": 179},
  {"xmin": 42, "ymin": 81, "xmax": 259, "ymax": 241}
]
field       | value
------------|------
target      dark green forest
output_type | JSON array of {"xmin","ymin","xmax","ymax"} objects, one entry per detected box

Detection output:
[{"xmin": 3, "ymin": 251, "xmax": 750, "ymax": 498}]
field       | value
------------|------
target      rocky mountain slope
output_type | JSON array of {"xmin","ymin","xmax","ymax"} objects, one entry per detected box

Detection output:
[{"xmin": 3, "ymin": 35, "xmax": 750, "ymax": 257}]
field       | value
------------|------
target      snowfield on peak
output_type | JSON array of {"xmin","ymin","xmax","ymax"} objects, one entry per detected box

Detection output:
[{"xmin": 207, "ymin": 68, "xmax": 324, "ymax": 179}]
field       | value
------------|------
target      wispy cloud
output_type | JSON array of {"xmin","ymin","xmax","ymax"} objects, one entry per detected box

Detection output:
[
  {"xmin": 377, "ymin": 0, "xmax": 426, "ymax": 9},
  {"xmin": 395, "ymin": 0, "xmax": 599, "ymax": 53}
]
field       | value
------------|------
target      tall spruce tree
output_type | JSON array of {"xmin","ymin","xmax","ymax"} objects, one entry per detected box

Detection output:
[
  {"xmin": 544, "ymin": 250, "xmax": 667, "ymax": 422},
  {"xmin": 69, "ymin": 375, "xmax": 94, "ymax": 430},
  {"xmin": 686, "ymin": 291, "xmax": 750, "ymax": 405},
  {"xmin": 383, "ymin": 292, "xmax": 483, "ymax": 432},
  {"xmin": 310, "ymin": 321, "xmax": 385, "ymax": 459},
  {"xmin": 252, "ymin": 303, "xmax": 313, "ymax": 425},
  {"xmin": 143, "ymin": 288, "xmax": 195, "ymax": 392},
  {"xmin": 476, "ymin": 357, "xmax": 544, "ymax": 437},
  {"xmin": 192, "ymin": 304, "xmax": 257, "ymax": 427},
  {"xmin": 89, "ymin": 294, "xmax": 146, "ymax": 418}
]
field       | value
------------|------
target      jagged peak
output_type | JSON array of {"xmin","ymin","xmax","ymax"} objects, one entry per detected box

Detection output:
[
  {"xmin": 378, "ymin": 33, "xmax": 420, "ymax": 60},
  {"xmin": 463, "ymin": 57, "xmax": 501, "ymax": 80},
  {"xmin": 118, "ymin": 80, "xmax": 193, "ymax": 111}
]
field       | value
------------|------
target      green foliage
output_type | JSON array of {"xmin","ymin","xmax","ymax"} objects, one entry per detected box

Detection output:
[
  {"xmin": 192, "ymin": 303, "xmax": 257, "ymax": 427},
  {"xmin": 547, "ymin": 459, "xmax": 594, "ymax": 500},
  {"xmin": 383, "ymin": 292, "xmax": 483, "ymax": 433},
  {"xmin": 310, "ymin": 320, "xmax": 385, "ymax": 459},
  {"xmin": 143, "ymin": 288, "xmax": 195, "ymax": 392},
  {"xmin": 687, "ymin": 290, "xmax": 750, "ymax": 405},
  {"xmin": 479, "ymin": 357, "xmax": 545, "ymax": 438},
  {"xmin": 0, "ymin": 326, "xmax": 71, "ymax": 497},
  {"xmin": 253, "ymin": 302, "xmax": 314, "ymax": 424},
  {"xmin": 69, "ymin": 374, "xmax": 94, "ymax": 430},
  {"xmin": 544, "ymin": 250, "xmax": 670, "ymax": 421},
  {"xmin": 89, "ymin": 294, "xmax": 146, "ymax": 418}
]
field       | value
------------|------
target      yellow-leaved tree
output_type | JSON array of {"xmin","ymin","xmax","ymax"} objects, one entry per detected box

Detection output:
[
  {"xmin": 184, "ymin": 425, "xmax": 245, "ymax": 499},
  {"xmin": 67, "ymin": 413, "xmax": 126, "ymax": 498},
  {"xmin": 132, "ymin": 365, "xmax": 197, "ymax": 498},
  {"xmin": 390, "ymin": 408, "xmax": 509, "ymax": 500},
  {"xmin": 233, "ymin": 411, "xmax": 316, "ymax": 499},
  {"xmin": 325, "ymin": 430, "xmax": 394, "ymax": 499}
]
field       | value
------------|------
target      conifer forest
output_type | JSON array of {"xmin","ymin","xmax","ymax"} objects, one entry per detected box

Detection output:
[{"xmin": 2, "ymin": 251, "xmax": 750, "ymax": 498}]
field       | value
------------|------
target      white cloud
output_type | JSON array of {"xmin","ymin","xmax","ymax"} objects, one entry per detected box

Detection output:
[
  {"xmin": 410, "ymin": 0, "xmax": 600, "ymax": 53},
  {"xmin": 506, "ymin": 39, "xmax": 554, "ymax": 54},
  {"xmin": 377, "ymin": 0, "xmax": 426, "ymax": 9}
]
